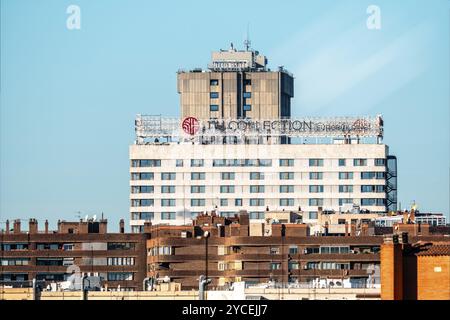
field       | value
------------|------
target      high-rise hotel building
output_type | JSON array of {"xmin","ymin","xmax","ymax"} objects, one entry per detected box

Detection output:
[{"xmin": 129, "ymin": 43, "xmax": 397, "ymax": 233}]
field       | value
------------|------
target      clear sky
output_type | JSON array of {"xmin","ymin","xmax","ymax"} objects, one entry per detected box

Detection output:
[{"xmin": 1, "ymin": 0, "xmax": 449, "ymax": 231}]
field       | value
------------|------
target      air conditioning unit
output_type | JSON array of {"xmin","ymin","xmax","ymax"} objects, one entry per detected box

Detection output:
[
  {"xmin": 181, "ymin": 231, "xmax": 187, "ymax": 238},
  {"xmin": 303, "ymin": 249, "xmax": 308, "ymax": 254},
  {"xmin": 303, "ymin": 266, "xmax": 309, "ymax": 270}
]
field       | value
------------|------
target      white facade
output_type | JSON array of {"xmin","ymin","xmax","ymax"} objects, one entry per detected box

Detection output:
[{"xmin": 129, "ymin": 143, "xmax": 389, "ymax": 232}]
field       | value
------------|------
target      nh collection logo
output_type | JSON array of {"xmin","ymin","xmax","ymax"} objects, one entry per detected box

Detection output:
[{"xmin": 182, "ymin": 117, "xmax": 199, "ymax": 135}]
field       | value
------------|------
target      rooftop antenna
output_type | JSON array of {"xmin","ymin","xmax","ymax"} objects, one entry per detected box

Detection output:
[{"xmin": 244, "ymin": 23, "xmax": 251, "ymax": 51}]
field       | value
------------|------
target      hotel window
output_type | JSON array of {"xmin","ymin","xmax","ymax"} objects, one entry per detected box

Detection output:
[
  {"xmin": 309, "ymin": 159, "xmax": 324, "ymax": 166},
  {"xmin": 191, "ymin": 199, "xmax": 205, "ymax": 206},
  {"xmin": 309, "ymin": 172, "xmax": 323, "ymax": 180},
  {"xmin": 375, "ymin": 158, "xmax": 386, "ymax": 166},
  {"xmin": 220, "ymin": 199, "xmax": 228, "ymax": 206},
  {"xmin": 235, "ymin": 198, "xmax": 243, "ymax": 206},
  {"xmin": 131, "ymin": 172, "xmax": 154, "ymax": 180},
  {"xmin": 161, "ymin": 172, "xmax": 176, "ymax": 180},
  {"xmin": 161, "ymin": 212, "xmax": 176, "ymax": 220},
  {"xmin": 191, "ymin": 212, "xmax": 200, "ymax": 219},
  {"xmin": 131, "ymin": 199, "xmax": 154, "ymax": 207},
  {"xmin": 361, "ymin": 172, "xmax": 386, "ymax": 179},
  {"xmin": 243, "ymin": 105, "xmax": 251, "ymax": 111},
  {"xmin": 220, "ymin": 212, "xmax": 234, "ymax": 218},
  {"xmin": 249, "ymin": 211, "xmax": 264, "ymax": 219},
  {"xmin": 191, "ymin": 172, "xmax": 205, "ymax": 180},
  {"xmin": 339, "ymin": 159, "xmax": 346, "ymax": 166},
  {"xmin": 270, "ymin": 263, "xmax": 282, "ymax": 270},
  {"xmin": 279, "ymin": 159, "xmax": 294, "ymax": 166},
  {"xmin": 210, "ymin": 105, "xmax": 219, "ymax": 112},
  {"xmin": 191, "ymin": 185, "xmax": 205, "ymax": 193},
  {"xmin": 210, "ymin": 92, "xmax": 219, "ymax": 99},
  {"xmin": 280, "ymin": 198, "xmax": 294, "ymax": 206},
  {"xmin": 161, "ymin": 199, "xmax": 176, "ymax": 207},
  {"xmin": 309, "ymin": 185, "xmax": 324, "ymax": 193},
  {"xmin": 131, "ymin": 186, "xmax": 154, "ymax": 194},
  {"xmin": 221, "ymin": 172, "xmax": 235, "ymax": 180},
  {"xmin": 308, "ymin": 211, "xmax": 318, "ymax": 219},
  {"xmin": 176, "ymin": 159, "xmax": 184, "ymax": 167},
  {"xmin": 250, "ymin": 185, "xmax": 265, "ymax": 193},
  {"xmin": 309, "ymin": 198, "xmax": 323, "ymax": 206},
  {"xmin": 339, "ymin": 198, "xmax": 353, "ymax": 206},
  {"xmin": 339, "ymin": 185, "xmax": 353, "ymax": 193},
  {"xmin": 339, "ymin": 172, "xmax": 353, "ymax": 180},
  {"xmin": 137, "ymin": 212, "xmax": 154, "ymax": 220},
  {"xmin": 250, "ymin": 172, "xmax": 264, "ymax": 180},
  {"xmin": 161, "ymin": 186, "xmax": 176, "ymax": 193},
  {"xmin": 353, "ymin": 159, "xmax": 367, "ymax": 166},
  {"xmin": 361, "ymin": 185, "xmax": 374, "ymax": 193},
  {"xmin": 210, "ymin": 79, "xmax": 219, "ymax": 86},
  {"xmin": 243, "ymin": 92, "xmax": 251, "ymax": 98},
  {"xmin": 258, "ymin": 159, "xmax": 272, "ymax": 167},
  {"xmin": 279, "ymin": 185, "xmax": 294, "ymax": 193},
  {"xmin": 131, "ymin": 160, "xmax": 161, "ymax": 167},
  {"xmin": 376, "ymin": 172, "xmax": 386, "ymax": 179},
  {"xmin": 361, "ymin": 198, "xmax": 386, "ymax": 206},
  {"xmin": 190, "ymin": 159, "xmax": 204, "ymax": 167},
  {"xmin": 250, "ymin": 198, "xmax": 264, "ymax": 206},
  {"xmin": 220, "ymin": 185, "xmax": 235, "ymax": 193},
  {"xmin": 280, "ymin": 172, "xmax": 294, "ymax": 180}
]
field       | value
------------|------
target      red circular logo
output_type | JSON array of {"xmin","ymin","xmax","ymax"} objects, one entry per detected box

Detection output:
[
  {"xmin": 182, "ymin": 117, "xmax": 199, "ymax": 135},
  {"xmin": 352, "ymin": 119, "xmax": 370, "ymax": 133}
]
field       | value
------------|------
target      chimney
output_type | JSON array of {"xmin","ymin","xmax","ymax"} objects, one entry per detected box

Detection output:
[
  {"xmin": 409, "ymin": 209, "xmax": 416, "ymax": 223},
  {"xmin": 6, "ymin": 220, "xmax": 10, "ymax": 234},
  {"xmin": 13, "ymin": 219, "xmax": 21, "ymax": 234},
  {"xmin": 119, "ymin": 219, "xmax": 125, "ymax": 234},
  {"xmin": 29, "ymin": 218, "xmax": 38, "ymax": 234},
  {"xmin": 402, "ymin": 211, "xmax": 409, "ymax": 224},
  {"xmin": 45, "ymin": 220, "xmax": 49, "ymax": 234}
]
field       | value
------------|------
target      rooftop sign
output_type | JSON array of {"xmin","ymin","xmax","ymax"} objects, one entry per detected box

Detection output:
[{"xmin": 135, "ymin": 115, "xmax": 384, "ymax": 144}]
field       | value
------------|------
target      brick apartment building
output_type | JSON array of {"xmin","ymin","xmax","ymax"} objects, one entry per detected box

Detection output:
[
  {"xmin": 145, "ymin": 211, "xmax": 449, "ymax": 290},
  {"xmin": 1, "ymin": 212, "xmax": 448, "ymax": 295},
  {"xmin": 381, "ymin": 233, "xmax": 450, "ymax": 300},
  {"xmin": 0, "ymin": 218, "xmax": 147, "ymax": 291}
]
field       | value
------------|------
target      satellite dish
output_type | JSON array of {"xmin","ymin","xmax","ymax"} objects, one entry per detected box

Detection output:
[
  {"xmin": 84, "ymin": 215, "xmax": 89, "ymax": 222},
  {"xmin": 92, "ymin": 215, "xmax": 97, "ymax": 222}
]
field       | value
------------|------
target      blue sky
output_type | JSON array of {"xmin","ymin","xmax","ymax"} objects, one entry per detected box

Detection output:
[{"xmin": 1, "ymin": 0, "xmax": 449, "ymax": 231}]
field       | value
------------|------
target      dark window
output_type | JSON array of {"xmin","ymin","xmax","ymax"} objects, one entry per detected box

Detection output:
[{"xmin": 88, "ymin": 222, "xmax": 99, "ymax": 233}]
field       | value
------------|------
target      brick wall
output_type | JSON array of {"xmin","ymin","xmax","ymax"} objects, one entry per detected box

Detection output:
[{"xmin": 417, "ymin": 255, "xmax": 450, "ymax": 300}]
